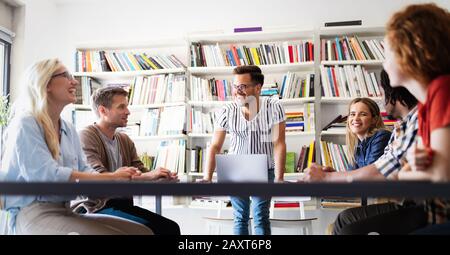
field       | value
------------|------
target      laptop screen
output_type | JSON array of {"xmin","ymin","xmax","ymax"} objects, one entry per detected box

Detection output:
[{"xmin": 215, "ymin": 154, "xmax": 268, "ymax": 183}]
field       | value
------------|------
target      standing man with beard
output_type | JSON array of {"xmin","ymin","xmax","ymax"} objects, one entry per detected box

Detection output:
[{"xmin": 202, "ymin": 65, "xmax": 287, "ymax": 235}]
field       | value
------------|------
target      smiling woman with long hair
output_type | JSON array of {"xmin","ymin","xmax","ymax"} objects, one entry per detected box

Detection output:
[{"xmin": 1, "ymin": 59, "xmax": 152, "ymax": 235}]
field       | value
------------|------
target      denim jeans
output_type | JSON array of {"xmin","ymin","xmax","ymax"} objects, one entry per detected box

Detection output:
[{"xmin": 230, "ymin": 168, "xmax": 274, "ymax": 235}]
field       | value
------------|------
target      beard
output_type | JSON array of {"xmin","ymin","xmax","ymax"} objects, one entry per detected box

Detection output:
[{"xmin": 235, "ymin": 94, "xmax": 256, "ymax": 107}]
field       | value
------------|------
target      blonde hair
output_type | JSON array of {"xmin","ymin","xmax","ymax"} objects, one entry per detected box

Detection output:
[
  {"xmin": 346, "ymin": 98, "xmax": 385, "ymax": 166},
  {"xmin": 20, "ymin": 58, "xmax": 62, "ymax": 160}
]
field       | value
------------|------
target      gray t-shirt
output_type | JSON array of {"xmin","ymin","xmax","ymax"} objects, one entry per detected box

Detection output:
[{"xmin": 95, "ymin": 126, "xmax": 122, "ymax": 172}]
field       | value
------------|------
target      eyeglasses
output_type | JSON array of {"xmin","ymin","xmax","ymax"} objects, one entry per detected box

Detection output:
[
  {"xmin": 233, "ymin": 83, "xmax": 255, "ymax": 91},
  {"xmin": 51, "ymin": 71, "xmax": 74, "ymax": 81}
]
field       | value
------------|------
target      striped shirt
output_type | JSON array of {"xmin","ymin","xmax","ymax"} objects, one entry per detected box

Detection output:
[
  {"xmin": 374, "ymin": 107, "xmax": 418, "ymax": 177},
  {"xmin": 215, "ymin": 97, "xmax": 286, "ymax": 168}
]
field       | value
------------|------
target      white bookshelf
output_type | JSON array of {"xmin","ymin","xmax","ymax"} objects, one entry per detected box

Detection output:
[
  {"xmin": 317, "ymin": 26, "xmax": 386, "ymax": 168},
  {"xmin": 73, "ymin": 68, "xmax": 185, "ymax": 80},
  {"xmin": 70, "ymin": 39, "xmax": 188, "ymax": 180},
  {"xmin": 188, "ymin": 62, "xmax": 314, "ymax": 75},
  {"xmin": 320, "ymin": 97, "xmax": 383, "ymax": 103},
  {"xmin": 320, "ymin": 60, "xmax": 383, "ymax": 66},
  {"xmin": 129, "ymin": 134, "xmax": 187, "ymax": 141},
  {"xmin": 70, "ymin": 25, "xmax": 387, "ymax": 182},
  {"xmin": 185, "ymin": 28, "xmax": 318, "ymax": 185},
  {"xmin": 68, "ymin": 101, "xmax": 186, "ymax": 110},
  {"xmin": 321, "ymin": 130, "xmax": 346, "ymax": 136}
]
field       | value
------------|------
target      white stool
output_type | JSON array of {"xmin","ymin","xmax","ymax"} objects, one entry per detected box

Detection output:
[{"xmin": 269, "ymin": 196, "xmax": 316, "ymax": 235}]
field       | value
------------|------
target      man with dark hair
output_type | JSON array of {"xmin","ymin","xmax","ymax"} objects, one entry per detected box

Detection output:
[
  {"xmin": 302, "ymin": 69, "xmax": 428, "ymax": 234},
  {"xmin": 203, "ymin": 65, "xmax": 287, "ymax": 235},
  {"xmin": 74, "ymin": 86, "xmax": 181, "ymax": 235}
]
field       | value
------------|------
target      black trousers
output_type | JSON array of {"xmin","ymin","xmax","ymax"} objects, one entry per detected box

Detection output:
[
  {"xmin": 332, "ymin": 202, "xmax": 428, "ymax": 235},
  {"xmin": 99, "ymin": 198, "xmax": 181, "ymax": 235}
]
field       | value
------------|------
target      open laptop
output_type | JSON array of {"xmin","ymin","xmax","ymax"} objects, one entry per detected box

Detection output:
[{"xmin": 215, "ymin": 154, "xmax": 268, "ymax": 183}]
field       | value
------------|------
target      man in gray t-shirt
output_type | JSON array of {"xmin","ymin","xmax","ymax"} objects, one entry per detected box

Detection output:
[{"xmin": 203, "ymin": 65, "xmax": 287, "ymax": 235}]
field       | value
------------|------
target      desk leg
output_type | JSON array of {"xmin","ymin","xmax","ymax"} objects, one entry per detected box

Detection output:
[
  {"xmin": 155, "ymin": 195, "xmax": 162, "ymax": 215},
  {"xmin": 361, "ymin": 197, "xmax": 367, "ymax": 206}
]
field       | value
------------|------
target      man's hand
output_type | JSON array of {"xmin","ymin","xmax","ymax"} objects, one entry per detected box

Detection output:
[
  {"xmin": 196, "ymin": 178, "xmax": 212, "ymax": 183},
  {"xmin": 131, "ymin": 167, "xmax": 178, "ymax": 182},
  {"xmin": 406, "ymin": 143, "xmax": 433, "ymax": 171},
  {"xmin": 301, "ymin": 163, "xmax": 334, "ymax": 182},
  {"xmin": 111, "ymin": 166, "xmax": 141, "ymax": 180}
]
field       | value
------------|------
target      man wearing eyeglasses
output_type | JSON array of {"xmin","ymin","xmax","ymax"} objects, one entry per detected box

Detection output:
[{"xmin": 202, "ymin": 65, "xmax": 287, "ymax": 235}]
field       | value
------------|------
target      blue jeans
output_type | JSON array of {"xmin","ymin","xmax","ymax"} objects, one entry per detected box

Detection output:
[{"xmin": 230, "ymin": 168, "xmax": 274, "ymax": 235}]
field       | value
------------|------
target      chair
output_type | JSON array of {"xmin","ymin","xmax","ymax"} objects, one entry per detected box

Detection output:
[{"xmin": 269, "ymin": 196, "xmax": 316, "ymax": 235}]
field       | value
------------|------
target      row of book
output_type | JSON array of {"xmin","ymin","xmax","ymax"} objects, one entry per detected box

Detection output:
[
  {"xmin": 291, "ymin": 141, "xmax": 316, "ymax": 173},
  {"xmin": 320, "ymin": 36, "xmax": 385, "ymax": 61},
  {"xmin": 186, "ymin": 143, "xmax": 214, "ymax": 173},
  {"xmin": 188, "ymin": 107, "xmax": 217, "ymax": 134},
  {"xmin": 189, "ymin": 76, "xmax": 232, "ymax": 102},
  {"xmin": 279, "ymin": 73, "xmax": 315, "ymax": 99},
  {"xmin": 153, "ymin": 140, "xmax": 186, "ymax": 174},
  {"xmin": 115, "ymin": 106, "xmax": 185, "ymax": 137},
  {"xmin": 190, "ymin": 41, "xmax": 314, "ymax": 67},
  {"xmin": 75, "ymin": 50, "xmax": 185, "ymax": 72},
  {"xmin": 319, "ymin": 140, "xmax": 350, "ymax": 171},
  {"xmin": 320, "ymin": 65, "xmax": 381, "ymax": 98},
  {"xmin": 74, "ymin": 76, "xmax": 102, "ymax": 105},
  {"xmin": 128, "ymin": 74, "xmax": 185, "ymax": 105}
]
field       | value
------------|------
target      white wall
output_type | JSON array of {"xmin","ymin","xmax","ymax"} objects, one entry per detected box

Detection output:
[
  {"xmin": 9, "ymin": 0, "xmax": 450, "ymax": 100},
  {"xmin": 0, "ymin": 0, "xmax": 13, "ymax": 30}
]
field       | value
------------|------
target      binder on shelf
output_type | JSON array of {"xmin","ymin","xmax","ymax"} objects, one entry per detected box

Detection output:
[{"xmin": 324, "ymin": 20, "xmax": 362, "ymax": 27}]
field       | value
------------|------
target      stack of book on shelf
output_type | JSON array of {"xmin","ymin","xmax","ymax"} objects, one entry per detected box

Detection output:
[
  {"xmin": 320, "ymin": 65, "xmax": 381, "ymax": 98},
  {"xmin": 381, "ymin": 111, "xmax": 397, "ymax": 130},
  {"xmin": 279, "ymin": 72, "xmax": 315, "ymax": 99},
  {"xmin": 139, "ymin": 109, "xmax": 160, "ymax": 136},
  {"xmin": 128, "ymin": 74, "xmax": 185, "ymax": 105},
  {"xmin": 320, "ymin": 36, "xmax": 385, "ymax": 61},
  {"xmin": 154, "ymin": 140, "xmax": 186, "ymax": 174},
  {"xmin": 157, "ymin": 105, "xmax": 186, "ymax": 135},
  {"xmin": 190, "ymin": 41, "xmax": 314, "ymax": 67},
  {"xmin": 76, "ymin": 50, "xmax": 185, "ymax": 72},
  {"xmin": 189, "ymin": 76, "xmax": 232, "ymax": 101},
  {"xmin": 260, "ymin": 83, "xmax": 279, "ymax": 97},
  {"xmin": 186, "ymin": 143, "xmax": 217, "ymax": 173},
  {"xmin": 75, "ymin": 76, "xmax": 102, "ymax": 105},
  {"xmin": 320, "ymin": 197, "xmax": 361, "ymax": 208},
  {"xmin": 319, "ymin": 140, "xmax": 350, "ymax": 171},
  {"xmin": 285, "ymin": 104, "xmax": 315, "ymax": 133},
  {"xmin": 295, "ymin": 142, "xmax": 315, "ymax": 173},
  {"xmin": 285, "ymin": 110, "xmax": 305, "ymax": 132},
  {"xmin": 322, "ymin": 115, "xmax": 347, "ymax": 132},
  {"xmin": 189, "ymin": 107, "xmax": 216, "ymax": 134},
  {"xmin": 190, "ymin": 197, "xmax": 230, "ymax": 208}
]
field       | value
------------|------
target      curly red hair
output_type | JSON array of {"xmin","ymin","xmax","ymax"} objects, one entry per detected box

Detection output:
[{"xmin": 386, "ymin": 3, "xmax": 450, "ymax": 85}]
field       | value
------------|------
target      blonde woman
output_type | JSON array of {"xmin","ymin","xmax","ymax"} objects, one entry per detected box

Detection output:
[
  {"xmin": 0, "ymin": 59, "xmax": 152, "ymax": 235},
  {"xmin": 345, "ymin": 98, "xmax": 391, "ymax": 170}
]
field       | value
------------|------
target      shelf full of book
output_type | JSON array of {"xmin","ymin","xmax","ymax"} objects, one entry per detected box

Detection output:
[{"xmin": 70, "ymin": 40, "xmax": 189, "ymax": 177}]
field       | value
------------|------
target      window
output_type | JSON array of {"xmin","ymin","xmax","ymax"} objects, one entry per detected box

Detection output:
[
  {"xmin": 0, "ymin": 29, "xmax": 12, "ymax": 97},
  {"xmin": 0, "ymin": 27, "xmax": 12, "ymax": 153}
]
